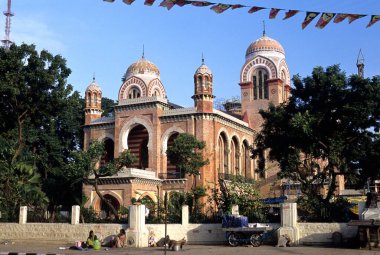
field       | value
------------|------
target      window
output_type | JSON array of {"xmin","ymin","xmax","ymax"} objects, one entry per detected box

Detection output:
[
  {"xmin": 252, "ymin": 68, "xmax": 269, "ymax": 100},
  {"xmin": 153, "ymin": 89, "xmax": 161, "ymax": 97},
  {"xmin": 128, "ymin": 87, "xmax": 141, "ymax": 99}
]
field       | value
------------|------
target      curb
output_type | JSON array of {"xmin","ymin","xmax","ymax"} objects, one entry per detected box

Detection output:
[{"xmin": 0, "ymin": 253, "xmax": 65, "ymax": 255}]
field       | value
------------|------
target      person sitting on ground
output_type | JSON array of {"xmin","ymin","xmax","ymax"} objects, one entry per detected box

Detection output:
[
  {"xmin": 112, "ymin": 229, "xmax": 126, "ymax": 248},
  {"xmin": 86, "ymin": 230, "xmax": 98, "ymax": 248}
]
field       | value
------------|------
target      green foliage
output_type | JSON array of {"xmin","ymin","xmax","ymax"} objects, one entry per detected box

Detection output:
[
  {"xmin": 101, "ymin": 97, "xmax": 116, "ymax": 117},
  {"xmin": 0, "ymin": 43, "xmax": 84, "ymax": 215},
  {"xmin": 254, "ymin": 65, "xmax": 380, "ymax": 208},
  {"xmin": 67, "ymin": 140, "xmax": 136, "ymax": 219},
  {"xmin": 211, "ymin": 177, "xmax": 267, "ymax": 222},
  {"xmin": 0, "ymin": 138, "xmax": 48, "ymax": 222},
  {"xmin": 166, "ymin": 133, "xmax": 209, "ymax": 183}
]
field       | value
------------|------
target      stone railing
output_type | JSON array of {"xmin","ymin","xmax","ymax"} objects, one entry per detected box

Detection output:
[
  {"xmin": 162, "ymin": 107, "xmax": 196, "ymax": 116},
  {"xmin": 118, "ymin": 96, "xmax": 168, "ymax": 106}
]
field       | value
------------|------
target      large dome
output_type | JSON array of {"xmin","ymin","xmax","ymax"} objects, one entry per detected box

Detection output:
[
  {"xmin": 245, "ymin": 35, "xmax": 285, "ymax": 58},
  {"xmin": 124, "ymin": 57, "xmax": 160, "ymax": 79}
]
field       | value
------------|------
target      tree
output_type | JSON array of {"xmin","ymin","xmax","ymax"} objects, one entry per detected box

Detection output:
[
  {"xmin": 254, "ymin": 65, "xmax": 380, "ymax": 216},
  {"xmin": 0, "ymin": 43, "xmax": 84, "ymax": 216},
  {"xmin": 166, "ymin": 133, "xmax": 209, "ymax": 186},
  {"xmin": 0, "ymin": 137, "xmax": 48, "ymax": 221},
  {"xmin": 211, "ymin": 177, "xmax": 265, "ymax": 221},
  {"xmin": 101, "ymin": 97, "xmax": 116, "ymax": 117},
  {"xmin": 67, "ymin": 140, "xmax": 136, "ymax": 220}
]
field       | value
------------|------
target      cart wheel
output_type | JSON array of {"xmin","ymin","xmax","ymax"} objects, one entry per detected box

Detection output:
[
  {"xmin": 228, "ymin": 232, "xmax": 239, "ymax": 247},
  {"xmin": 250, "ymin": 234, "xmax": 261, "ymax": 247}
]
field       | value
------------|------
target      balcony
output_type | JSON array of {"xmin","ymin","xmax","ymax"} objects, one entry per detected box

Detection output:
[
  {"xmin": 218, "ymin": 173, "xmax": 256, "ymax": 184},
  {"xmin": 158, "ymin": 172, "xmax": 185, "ymax": 180}
]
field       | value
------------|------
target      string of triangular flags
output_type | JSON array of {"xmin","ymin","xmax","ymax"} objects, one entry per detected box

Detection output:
[{"xmin": 103, "ymin": 0, "xmax": 380, "ymax": 28}]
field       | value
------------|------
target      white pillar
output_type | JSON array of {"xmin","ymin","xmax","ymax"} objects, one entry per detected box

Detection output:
[
  {"xmin": 182, "ymin": 205, "xmax": 189, "ymax": 225},
  {"xmin": 71, "ymin": 205, "xmax": 80, "ymax": 225},
  {"xmin": 127, "ymin": 204, "xmax": 148, "ymax": 247},
  {"xmin": 19, "ymin": 206, "xmax": 27, "ymax": 224},
  {"xmin": 231, "ymin": 205, "xmax": 239, "ymax": 215},
  {"xmin": 278, "ymin": 203, "xmax": 299, "ymax": 246}
]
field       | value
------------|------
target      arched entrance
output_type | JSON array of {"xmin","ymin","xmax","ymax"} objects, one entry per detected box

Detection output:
[
  {"xmin": 100, "ymin": 194, "xmax": 120, "ymax": 218},
  {"xmin": 128, "ymin": 124, "xmax": 149, "ymax": 169}
]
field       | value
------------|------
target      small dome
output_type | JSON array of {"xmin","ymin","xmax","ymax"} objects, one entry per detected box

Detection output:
[
  {"xmin": 245, "ymin": 35, "xmax": 285, "ymax": 57},
  {"xmin": 125, "ymin": 57, "xmax": 160, "ymax": 79},
  {"xmin": 195, "ymin": 63, "xmax": 212, "ymax": 76},
  {"xmin": 86, "ymin": 78, "xmax": 101, "ymax": 92}
]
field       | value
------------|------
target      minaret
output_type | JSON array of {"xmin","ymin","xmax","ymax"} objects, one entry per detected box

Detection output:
[
  {"xmin": 357, "ymin": 49, "xmax": 365, "ymax": 78},
  {"xmin": 84, "ymin": 76, "xmax": 102, "ymax": 125},
  {"xmin": 192, "ymin": 55, "xmax": 214, "ymax": 113},
  {"xmin": 2, "ymin": 0, "xmax": 13, "ymax": 49}
]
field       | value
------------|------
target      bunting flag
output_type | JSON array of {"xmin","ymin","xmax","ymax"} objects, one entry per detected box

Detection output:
[
  {"xmin": 316, "ymin": 13, "xmax": 335, "ymax": 29},
  {"xmin": 283, "ymin": 10, "xmax": 299, "ymax": 20},
  {"xmin": 367, "ymin": 15, "xmax": 380, "ymax": 28},
  {"xmin": 159, "ymin": 0, "xmax": 177, "ymax": 10},
  {"xmin": 347, "ymin": 14, "xmax": 366, "ymax": 24},
  {"xmin": 302, "ymin": 12, "xmax": 320, "ymax": 29},
  {"xmin": 176, "ymin": 0, "xmax": 191, "ymax": 7},
  {"xmin": 103, "ymin": 0, "xmax": 380, "ymax": 28},
  {"xmin": 210, "ymin": 4, "xmax": 230, "ymax": 13},
  {"xmin": 269, "ymin": 8, "xmax": 281, "ymax": 19},
  {"xmin": 248, "ymin": 6, "xmax": 265, "ymax": 14},
  {"xmin": 191, "ymin": 1, "xmax": 214, "ymax": 6},
  {"xmin": 231, "ymin": 4, "xmax": 245, "ymax": 10},
  {"xmin": 333, "ymin": 14, "xmax": 348, "ymax": 23},
  {"xmin": 144, "ymin": 0, "xmax": 156, "ymax": 5}
]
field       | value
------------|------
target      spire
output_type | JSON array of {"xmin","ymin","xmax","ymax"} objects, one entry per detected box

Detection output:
[
  {"xmin": 202, "ymin": 52, "xmax": 204, "ymax": 64},
  {"xmin": 357, "ymin": 49, "xmax": 365, "ymax": 78},
  {"xmin": 142, "ymin": 44, "xmax": 145, "ymax": 59},
  {"xmin": 93, "ymin": 72, "xmax": 96, "ymax": 82},
  {"xmin": 262, "ymin": 20, "xmax": 266, "ymax": 37}
]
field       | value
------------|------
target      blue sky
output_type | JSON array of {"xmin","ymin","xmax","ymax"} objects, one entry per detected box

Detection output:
[{"xmin": 4, "ymin": 0, "xmax": 380, "ymax": 107}]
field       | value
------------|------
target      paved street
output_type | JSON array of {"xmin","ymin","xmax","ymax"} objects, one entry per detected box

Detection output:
[{"xmin": 2, "ymin": 241, "xmax": 380, "ymax": 255}]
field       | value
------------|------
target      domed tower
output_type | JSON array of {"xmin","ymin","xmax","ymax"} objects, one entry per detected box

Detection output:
[
  {"xmin": 192, "ymin": 58, "xmax": 214, "ymax": 113},
  {"xmin": 118, "ymin": 55, "xmax": 166, "ymax": 103},
  {"xmin": 85, "ymin": 77, "xmax": 102, "ymax": 125},
  {"xmin": 240, "ymin": 32, "xmax": 291, "ymax": 129}
]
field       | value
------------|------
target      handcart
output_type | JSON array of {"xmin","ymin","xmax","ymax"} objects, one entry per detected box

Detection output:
[{"xmin": 222, "ymin": 215, "xmax": 273, "ymax": 247}]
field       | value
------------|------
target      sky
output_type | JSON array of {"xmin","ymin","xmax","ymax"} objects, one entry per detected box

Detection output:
[{"xmin": 3, "ymin": 0, "xmax": 380, "ymax": 107}]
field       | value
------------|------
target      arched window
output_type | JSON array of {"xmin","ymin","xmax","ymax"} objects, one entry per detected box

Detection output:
[
  {"xmin": 198, "ymin": 76, "xmax": 203, "ymax": 91},
  {"xmin": 94, "ymin": 93, "xmax": 97, "ymax": 106},
  {"xmin": 218, "ymin": 133, "xmax": 228, "ymax": 175},
  {"xmin": 241, "ymin": 141, "xmax": 250, "ymax": 178},
  {"xmin": 128, "ymin": 87, "xmax": 141, "ymax": 99},
  {"xmin": 87, "ymin": 92, "xmax": 91, "ymax": 106},
  {"xmin": 204, "ymin": 76, "xmax": 209, "ymax": 89},
  {"xmin": 252, "ymin": 68, "xmax": 269, "ymax": 100},
  {"xmin": 231, "ymin": 137, "xmax": 239, "ymax": 175},
  {"xmin": 153, "ymin": 89, "xmax": 161, "ymax": 97}
]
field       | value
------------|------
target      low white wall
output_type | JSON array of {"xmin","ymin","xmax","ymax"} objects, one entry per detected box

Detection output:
[
  {"xmin": 298, "ymin": 223, "xmax": 358, "ymax": 245},
  {"xmin": 0, "ymin": 222, "xmax": 358, "ymax": 246},
  {"xmin": 0, "ymin": 223, "xmax": 128, "ymax": 242}
]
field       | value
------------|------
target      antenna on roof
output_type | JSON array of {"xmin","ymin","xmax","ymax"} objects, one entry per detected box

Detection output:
[{"xmin": 2, "ymin": 0, "xmax": 14, "ymax": 49}]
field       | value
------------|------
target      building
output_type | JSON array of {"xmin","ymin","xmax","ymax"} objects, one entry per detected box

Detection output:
[{"xmin": 82, "ymin": 33, "xmax": 291, "ymax": 214}]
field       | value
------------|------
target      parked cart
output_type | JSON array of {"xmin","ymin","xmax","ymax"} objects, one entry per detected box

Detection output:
[{"xmin": 222, "ymin": 215, "xmax": 273, "ymax": 247}]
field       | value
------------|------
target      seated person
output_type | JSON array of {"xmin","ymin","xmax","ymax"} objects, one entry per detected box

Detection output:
[
  {"xmin": 112, "ymin": 229, "xmax": 126, "ymax": 248},
  {"xmin": 86, "ymin": 230, "xmax": 98, "ymax": 248}
]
